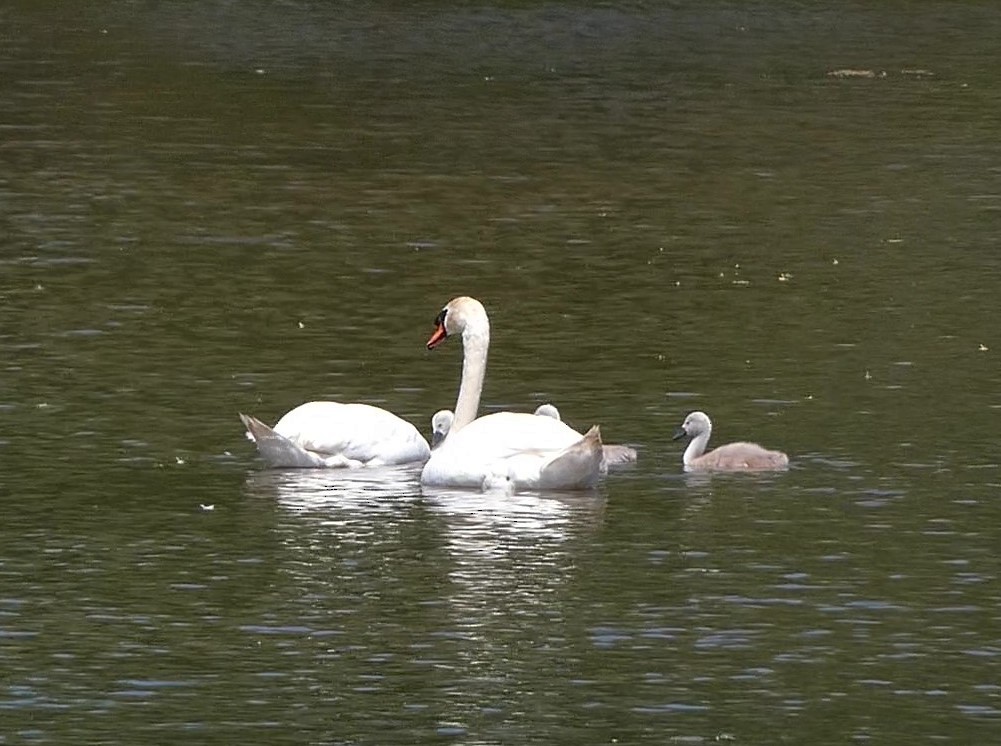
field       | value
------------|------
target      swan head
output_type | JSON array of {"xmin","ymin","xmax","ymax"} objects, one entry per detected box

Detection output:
[
  {"xmin": 673, "ymin": 411, "xmax": 712, "ymax": 441},
  {"xmin": 430, "ymin": 409, "xmax": 454, "ymax": 448},
  {"xmin": 481, "ymin": 470, "xmax": 515, "ymax": 495},
  {"xmin": 533, "ymin": 403, "xmax": 561, "ymax": 421},
  {"xmin": 426, "ymin": 296, "xmax": 489, "ymax": 350}
]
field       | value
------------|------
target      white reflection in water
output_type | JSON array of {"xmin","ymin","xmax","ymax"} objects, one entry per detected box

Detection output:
[
  {"xmin": 241, "ymin": 469, "xmax": 607, "ymax": 704},
  {"xmin": 421, "ymin": 487, "xmax": 605, "ymax": 544},
  {"xmin": 242, "ymin": 464, "xmax": 424, "ymax": 512},
  {"xmin": 420, "ymin": 487, "xmax": 604, "ymax": 616},
  {"xmin": 416, "ymin": 487, "xmax": 606, "ymax": 726}
]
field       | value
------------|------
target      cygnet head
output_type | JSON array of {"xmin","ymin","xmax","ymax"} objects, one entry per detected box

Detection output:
[
  {"xmin": 481, "ymin": 471, "xmax": 515, "ymax": 495},
  {"xmin": 430, "ymin": 409, "xmax": 454, "ymax": 448},
  {"xmin": 427, "ymin": 296, "xmax": 488, "ymax": 350},
  {"xmin": 673, "ymin": 411, "xmax": 712, "ymax": 441},
  {"xmin": 534, "ymin": 403, "xmax": 562, "ymax": 421}
]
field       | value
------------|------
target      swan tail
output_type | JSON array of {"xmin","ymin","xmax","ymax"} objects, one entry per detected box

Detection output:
[
  {"xmin": 540, "ymin": 425, "xmax": 604, "ymax": 489},
  {"xmin": 239, "ymin": 413, "xmax": 325, "ymax": 468}
]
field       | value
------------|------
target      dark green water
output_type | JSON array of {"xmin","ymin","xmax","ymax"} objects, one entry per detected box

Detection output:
[{"xmin": 1, "ymin": 2, "xmax": 999, "ymax": 743}]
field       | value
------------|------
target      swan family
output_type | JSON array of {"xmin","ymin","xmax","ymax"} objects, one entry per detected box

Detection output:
[{"xmin": 240, "ymin": 295, "xmax": 788, "ymax": 490}]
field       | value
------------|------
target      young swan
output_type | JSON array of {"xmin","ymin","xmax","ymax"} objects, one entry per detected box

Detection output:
[
  {"xmin": 533, "ymin": 403, "xmax": 561, "ymax": 420},
  {"xmin": 672, "ymin": 411, "xmax": 788, "ymax": 472},
  {"xmin": 430, "ymin": 409, "xmax": 454, "ymax": 449}
]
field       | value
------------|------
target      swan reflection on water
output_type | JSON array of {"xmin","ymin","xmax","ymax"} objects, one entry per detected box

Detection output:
[
  {"xmin": 240, "ymin": 465, "xmax": 605, "ymax": 540},
  {"xmin": 242, "ymin": 464, "xmax": 424, "ymax": 512},
  {"xmin": 242, "ymin": 467, "xmax": 605, "ymax": 694},
  {"xmin": 242, "ymin": 465, "xmax": 605, "ymax": 542},
  {"xmin": 242, "ymin": 463, "xmax": 604, "ymax": 557},
  {"xmin": 418, "ymin": 487, "xmax": 606, "ymax": 652},
  {"xmin": 419, "ymin": 485, "xmax": 606, "ymax": 545}
]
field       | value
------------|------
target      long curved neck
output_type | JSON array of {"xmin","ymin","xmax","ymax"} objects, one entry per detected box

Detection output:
[
  {"xmin": 683, "ymin": 430, "xmax": 711, "ymax": 467},
  {"xmin": 451, "ymin": 323, "xmax": 489, "ymax": 434}
]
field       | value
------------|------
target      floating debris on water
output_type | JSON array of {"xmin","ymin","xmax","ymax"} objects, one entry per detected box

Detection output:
[
  {"xmin": 827, "ymin": 68, "xmax": 934, "ymax": 80},
  {"xmin": 827, "ymin": 68, "xmax": 883, "ymax": 79}
]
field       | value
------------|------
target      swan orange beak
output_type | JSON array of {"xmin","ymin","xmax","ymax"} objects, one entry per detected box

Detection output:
[{"xmin": 427, "ymin": 324, "xmax": 447, "ymax": 350}]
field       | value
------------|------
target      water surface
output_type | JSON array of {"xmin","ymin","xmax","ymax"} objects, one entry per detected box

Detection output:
[{"xmin": 1, "ymin": 2, "xmax": 999, "ymax": 743}]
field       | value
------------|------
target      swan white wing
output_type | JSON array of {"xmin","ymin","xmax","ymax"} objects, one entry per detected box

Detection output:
[
  {"xmin": 420, "ymin": 412, "xmax": 596, "ymax": 489},
  {"xmin": 272, "ymin": 401, "xmax": 431, "ymax": 467}
]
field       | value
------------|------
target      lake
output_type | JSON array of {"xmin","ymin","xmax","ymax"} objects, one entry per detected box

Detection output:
[{"xmin": 1, "ymin": 1, "xmax": 999, "ymax": 743}]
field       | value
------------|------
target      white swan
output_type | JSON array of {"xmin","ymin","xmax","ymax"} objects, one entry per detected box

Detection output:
[
  {"xmin": 431, "ymin": 402, "xmax": 638, "ymax": 468},
  {"xmin": 240, "ymin": 401, "xmax": 430, "ymax": 468},
  {"xmin": 672, "ymin": 411, "xmax": 788, "ymax": 472},
  {"xmin": 420, "ymin": 296, "xmax": 604, "ymax": 491},
  {"xmin": 430, "ymin": 409, "xmax": 453, "ymax": 449}
]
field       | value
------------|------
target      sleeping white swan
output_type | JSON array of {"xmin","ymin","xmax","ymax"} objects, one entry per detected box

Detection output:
[
  {"xmin": 431, "ymin": 402, "xmax": 637, "ymax": 468},
  {"xmin": 240, "ymin": 401, "xmax": 430, "ymax": 468},
  {"xmin": 672, "ymin": 411, "xmax": 788, "ymax": 472},
  {"xmin": 420, "ymin": 296, "xmax": 604, "ymax": 491}
]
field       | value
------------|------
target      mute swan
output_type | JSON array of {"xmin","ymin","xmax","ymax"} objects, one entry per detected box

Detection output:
[
  {"xmin": 672, "ymin": 411, "xmax": 788, "ymax": 472},
  {"xmin": 430, "ymin": 409, "xmax": 453, "ymax": 449},
  {"xmin": 433, "ymin": 402, "xmax": 637, "ymax": 468},
  {"xmin": 420, "ymin": 296, "xmax": 604, "ymax": 491},
  {"xmin": 240, "ymin": 401, "xmax": 430, "ymax": 468}
]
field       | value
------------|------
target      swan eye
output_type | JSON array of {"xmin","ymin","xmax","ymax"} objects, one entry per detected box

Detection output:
[{"xmin": 433, "ymin": 308, "xmax": 447, "ymax": 331}]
